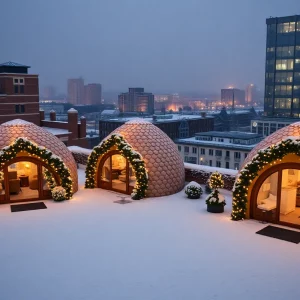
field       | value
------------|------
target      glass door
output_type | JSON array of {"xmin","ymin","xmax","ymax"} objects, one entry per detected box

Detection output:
[
  {"xmin": 254, "ymin": 172, "xmax": 279, "ymax": 223},
  {"xmin": 279, "ymin": 169, "xmax": 300, "ymax": 226},
  {"xmin": 8, "ymin": 161, "xmax": 39, "ymax": 202}
]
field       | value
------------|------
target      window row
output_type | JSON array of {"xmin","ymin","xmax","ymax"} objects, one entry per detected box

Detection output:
[
  {"xmin": 13, "ymin": 78, "xmax": 24, "ymax": 85},
  {"xmin": 277, "ymin": 22, "xmax": 300, "ymax": 33},
  {"xmin": 276, "ymin": 59, "xmax": 294, "ymax": 70},
  {"xmin": 266, "ymin": 72, "xmax": 300, "ymax": 83}
]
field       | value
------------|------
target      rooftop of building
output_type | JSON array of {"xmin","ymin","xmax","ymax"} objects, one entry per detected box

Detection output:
[
  {"xmin": 195, "ymin": 131, "xmax": 262, "ymax": 139},
  {"xmin": 175, "ymin": 137, "xmax": 257, "ymax": 150},
  {"xmin": 0, "ymin": 61, "xmax": 30, "ymax": 68},
  {"xmin": 252, "ymin": 117, "xmax": 300, "ymax": 123},
  {"xmin": 101, "ymin": 114, "xmax": 213, "ymax": 124},
  {"xmin": 266, "ymin": 14, "xmax": 300, "ymax": 23}
]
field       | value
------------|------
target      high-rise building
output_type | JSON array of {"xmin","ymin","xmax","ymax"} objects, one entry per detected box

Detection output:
[
  {"xmin": 42, "ymin": 86, "xmax": 56, "ymax": 100},
  {"xmin": 0, "ymin": 61, "xmax": 40, "ymax": 125},
  {"xmin": 118, "ymin": 88, "xmax": 154, "ymax": 114},
  {"xmin": 84, "ymin": 83, "xmax": 102, "ymax": 105},
  {"xmin": 221, "ymin": 88, "xmax": 245, "ymax": 108},
  {"xmin": 264, "ymin": 15, "xmax": 300, "ymax": 117},
  {"xmin": 245, "ymin": 84, "xmax": 259, "ymax": 106},
  {"xmin": 67, "ymin": 78, "xmax": 84, "ymax": 105}
]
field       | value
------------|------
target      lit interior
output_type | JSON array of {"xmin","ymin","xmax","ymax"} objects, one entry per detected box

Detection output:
[{"xmin": 257, "ymin": 169, "xmax": 300, "ymax": 226}]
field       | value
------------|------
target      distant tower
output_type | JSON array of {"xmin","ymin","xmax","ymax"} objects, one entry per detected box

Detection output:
[
  {"xmin": 67, "ymin": 78, "xmax": 84, "ymax": 105},
  {"xmin": 118, "ymin": 88, "xmax": 154, "ymax": 114},
  {"xmin": 84, "ymin": 83, "xmax": 102, "ymax": 105}
]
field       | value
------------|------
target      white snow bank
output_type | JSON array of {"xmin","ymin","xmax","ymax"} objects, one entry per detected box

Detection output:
[
  {"xmin": 68, "ymin": 146, "xmax": 92, "ymax": 155},
  {"xmin": 184, "ymin": 162, "xmax": 238, "ymax": 176},
  {"xmin": 0, "ymin": 170, "xmax": 299, "ymax": 300}
]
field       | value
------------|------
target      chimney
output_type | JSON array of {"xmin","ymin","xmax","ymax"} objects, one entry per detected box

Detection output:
[
  {"xmin": 80, "ymin": 116, "xmax": 86, "ymax": 138},
  {"xmin": 68, "ymin": 108, "xmax": 78, "ymax": 141},
  {"xmin": 50, "ymin": 110, "xmax": 56, "ymax": 121},
  {"xmin": 39, "ymin": 109, "xmax": 45, "ymax": 121}
]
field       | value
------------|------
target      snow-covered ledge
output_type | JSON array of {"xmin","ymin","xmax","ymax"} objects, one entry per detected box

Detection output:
[
  {"xmin": 184, "ymin": 163, "xmax": 237, "ymax": 191},
  {"xmin": 68, "ymin": 146, "xmax": 92, "ymax": 167}
]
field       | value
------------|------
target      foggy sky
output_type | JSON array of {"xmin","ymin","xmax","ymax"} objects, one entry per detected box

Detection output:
[{"xmin": 1, "ymin": 0, "xmax": 299, "ymax": 94}]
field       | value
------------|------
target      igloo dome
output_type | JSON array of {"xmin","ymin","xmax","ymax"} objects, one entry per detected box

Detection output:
[
  {"xmin": 0, "ymin": 119, "xmax": 78, "ymax": 192},
  {"xmin": 240, "ymin": 121, "xmax": 300, "ymax": 171},
  {"xmin": 87, "ymin": 118, "xmax": 185, "ymax": 197}
]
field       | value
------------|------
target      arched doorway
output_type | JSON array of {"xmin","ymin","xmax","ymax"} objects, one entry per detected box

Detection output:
[
  {"xmin": 97, "ymin": 150, "xmax": 136, "ymax": 195},
  {"xmin": 251, "ymin": 163, "xmax": 300, "ymax": 229},
  {"xmin": 0, "ymin": 156, "xmax": 59, "ymax": 204}
]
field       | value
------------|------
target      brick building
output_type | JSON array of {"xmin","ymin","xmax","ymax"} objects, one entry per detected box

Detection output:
[
  {"xmin": 0, "ymin": 61, "xmax": 40, "ymax": 125},
  {"xmin": 0, "ymin": 61, "xmax": 88, "ymax": 147},
  {"xmin": 99, "ymin": 115, "xmax": 214, "ymax": 140}
]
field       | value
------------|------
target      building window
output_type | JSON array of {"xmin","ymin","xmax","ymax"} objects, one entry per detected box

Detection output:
[
  {"xmin": 274, "ymin": 85, "xmax": 292, "ymax": 96},
  {"xmin": 209, "ymin": 149, "xmax": 213, "ymax": 156},
  {"xmin": 178, "ymin": 145, "xmax": 181, "ymax": 151},
  {"xmin": 226, "ymin": 162, "xmax": 229, "ymax": 169},
  {"xmin": 234, "ymin": 163, "xmax": 239, "ymax": 170},
  {"xmin": 192, "ymin": 147, "xmax": 197, "ymax": 154},
  {"xmin": 184, "ymin": 146, "xmax": 189, "ymax": 153},
  {"xmin": 216, "ymin": 161, "xmax": 221, "ymax": 168},
  {"xmin": 276, "ymin": 46, "xmax": 294, "ymax": 58},
  {"xmin": 234, "ymin": 152, "xmax": 241, "ymax": 159},
  {"xmin": 226, "ymin": 151, "xmax": 230, "ymax": 158},
  {"xmin": 209, "ymin": 160, "xmax": 212, "ymax": 167},
  {"xmin": 244, "ymin": 153, "xmax": 248, "ymax": 159},
  {"xmin": 13, "ymin": 77, "xmax": 25, "ymax": 94},
  {"xmin": 274, "ymin": 98, "xmax": 292, "ymax": 109},
  {"xmin": 275, "ymin": 72, "xmax": 293, "ymax": 83},
  {"xmin": 200, "ymin": 148, "xmax": 205, "ymax": 155},
  {"xmin": 15, "ymin": 104, "xmax": 25, "ymax": 114},
  {"xmin": 218, "ymin": 138, "xmax": 224, "ymax": 142},
  {"xmin": 276, "ymin": 59, "xmax": 294, "ymax": 70},
  {"xmin": 277, "ymin": 22, "xmax": 295, "ymax": 33},
  {"xmin": 297, "ymin": 22, "xmax": 300, "ymax": 31},
  {"xmin": 215, "ymin": 150, "xmax": 222, "ymax": 157}
]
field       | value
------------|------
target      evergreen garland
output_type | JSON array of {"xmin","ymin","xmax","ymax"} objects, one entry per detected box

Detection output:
[
  {"xmin": 43, "ymin": 169, "xmax": 57, "ymax": 190},
  {"xmin": 85, "ymin": 134, "xmax": 148, "ymax": 200},
  {"xmin": 0, "ymin": 137, "xmax": 73, "ymax": 199},
  {"xmin": 232, "ymin": 138, "xmax": 299, "ymax": 221}
]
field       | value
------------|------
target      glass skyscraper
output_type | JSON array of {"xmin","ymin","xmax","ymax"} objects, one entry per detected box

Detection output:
[{"xmin": 265, "ymin": 15, "xmax": 300, "ymax": 117}]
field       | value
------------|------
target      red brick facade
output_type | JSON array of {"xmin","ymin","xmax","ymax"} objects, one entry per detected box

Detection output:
[{"xmin": 0, "ymin": 74, "xmax": 40, "ymax": 125}]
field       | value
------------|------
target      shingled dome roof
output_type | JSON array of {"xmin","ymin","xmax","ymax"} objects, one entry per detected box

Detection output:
[
  {"xmin": 0, "ymin": 119, "xmax": 78, "ymax": 192},
  {"xmin": 241, "ymin": 121, "xmax": 300, "ymax": 171},
  {"xmin": 109, "ymin": 118, "xmax": 185, "ymax": 197}
]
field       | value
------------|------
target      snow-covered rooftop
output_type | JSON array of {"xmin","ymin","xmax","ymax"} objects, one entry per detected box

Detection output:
[
  {"xmin": 0, "ymin": 169, "xmax": 299, "ymax": 300},
  {"xmin": 176, "ymin": 137, "xmax": 257, "ymax": 150},
  {"xmin": 43, "ymin": 127, "xmax": 70, "ymax": 136}
]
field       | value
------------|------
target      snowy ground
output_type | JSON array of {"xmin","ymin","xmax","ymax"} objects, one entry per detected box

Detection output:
[{"xmin": 0, "ymin": 169, "xmax": 300, "ymax": 300}]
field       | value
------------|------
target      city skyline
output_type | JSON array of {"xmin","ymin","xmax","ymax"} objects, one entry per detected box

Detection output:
[{"xmin": 1, "ymin": 0, "xmax": 299, "ymax": 93}]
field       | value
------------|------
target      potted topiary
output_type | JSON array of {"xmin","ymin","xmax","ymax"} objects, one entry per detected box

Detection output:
[
  {"xmin": 51, "ymin": 186, "xmax": 67, "ymax": 202},
  {"xmin": 206, "ymin": 171, "xmax": 225, "ymax": 213},
  {"xmin": 208, "ymin": 171, "xmax": 224, "ymax": 190},
  {"xmin": 185, "ymin": 181, "xmax": 203, "ymax": 199},
  {"xmin": 205, "ymin": 189, "xmax": 226, "ymax": 213}
]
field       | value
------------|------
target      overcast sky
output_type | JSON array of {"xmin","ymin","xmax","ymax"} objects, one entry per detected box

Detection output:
[{"xmin": 0, "ymin": 0, "xmax": 299, "ymax": 94}]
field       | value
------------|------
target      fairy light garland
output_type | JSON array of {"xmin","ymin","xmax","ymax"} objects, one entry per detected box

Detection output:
[
  {"xmin": 0, "ymin": 137, "xmax": 73, "ymax": 199},
  {"xmin": 232, "ymin": 138, "xmax": 299, "ymax": 221},
  {"xmin": 85, "ymin": 134, "xmax": 148, "ymax": 200}
]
